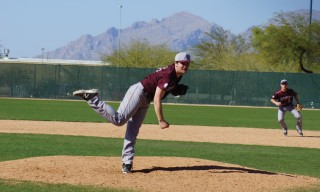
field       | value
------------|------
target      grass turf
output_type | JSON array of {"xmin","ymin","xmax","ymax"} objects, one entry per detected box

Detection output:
[
  {"xmin": 0, "ymin": 179, "xmax": 135, "ymax": 192},
  {"xmin": 1, "ymin": 133, "xmax": 319, "ymax": 179},
  {"xmin": 0, "ymin": 98, "xmax": 319, "ymax": 130}
]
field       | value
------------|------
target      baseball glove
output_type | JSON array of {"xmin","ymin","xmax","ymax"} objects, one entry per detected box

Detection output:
[
  {"xmin": 295, "ymin": 104, "xmax": 303, "ymax": 111},
  {"xmin": 171, "ymin": 84, "xmax": 188, "ymax": 96}
]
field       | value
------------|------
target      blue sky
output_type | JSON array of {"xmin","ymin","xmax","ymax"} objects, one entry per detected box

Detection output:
[{"xmin": 0, "ymin": 0, "xmax": 318, "ymax": 58}]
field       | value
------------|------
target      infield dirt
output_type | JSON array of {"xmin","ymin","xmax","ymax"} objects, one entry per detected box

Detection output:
[{"xmin": 0, "ymin": 120, "xmax": 319, "ymax": 192}]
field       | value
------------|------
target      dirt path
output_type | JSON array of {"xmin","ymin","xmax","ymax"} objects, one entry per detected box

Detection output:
[
  {"xmin": 1, "ymin": 120, "xmax": 319, "ymax": 148},
  {"xmin": 0, "ymin": 120, "xmax": 319, "ymax": 192}
]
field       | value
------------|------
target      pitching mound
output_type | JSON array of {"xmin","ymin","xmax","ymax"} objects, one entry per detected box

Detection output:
[{"xmin": 0, "ymin": 156, "xmax": 319, "ymax": 192}]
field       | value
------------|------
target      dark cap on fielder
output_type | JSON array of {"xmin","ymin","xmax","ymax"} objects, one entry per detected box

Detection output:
[
  {"xmin": 175, "ymin": 52, "xmax": 191, "ymax": 62},
  {"xmin": 280, "ymin": 79, "xmax": 288, "ymax": 84}
]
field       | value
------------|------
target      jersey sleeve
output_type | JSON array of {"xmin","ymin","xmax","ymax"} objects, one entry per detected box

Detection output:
[
  {"xmin": 155, "ymin": 65, "xmax": 174, "ymax": 91},
  {"xmin": 157, "ymin": 76, "xmax": 171, "ymax": 91},
  {"xmin": 271, "ymin": 92, "xmax": 278, "ymax": 100}
]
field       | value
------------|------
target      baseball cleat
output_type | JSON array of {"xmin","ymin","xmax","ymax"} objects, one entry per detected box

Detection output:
[
  {"xmin": 297, "ymin": 129, "xmax": 303, "ymax": 137},
  {"xmin": 122, "ymin": 163, "xmax": 133, "ymax": 174},
  {"xmin": 73, "ymin": 89, "xmax": 98, "ymax": 101},
  {"xmin": 283, "ymin": 129, "xmax": 288, "ymax": 136}
]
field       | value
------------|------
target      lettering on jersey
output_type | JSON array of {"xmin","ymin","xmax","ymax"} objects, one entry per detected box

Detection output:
[
  {"xmin": 164, "ymin": 82, "xmax": 177, "ymax": 92},
  {"xmin": 280, "ymin": 96, "xmax": 293, "ymax": 103},
  {"xmin": 156, "ymin": 66, "xmax": 168, "ymax": 73}
]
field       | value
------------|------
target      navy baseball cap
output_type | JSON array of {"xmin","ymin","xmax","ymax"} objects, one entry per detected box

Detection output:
[{"xmin": 280, "ymin": 79, "xmax": 288, "ymax": 84}]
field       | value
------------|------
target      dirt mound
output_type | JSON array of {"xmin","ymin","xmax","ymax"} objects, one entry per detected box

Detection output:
[{"xmin": 0, "ymin": 156, "xmax": 319, "ymax": 192}]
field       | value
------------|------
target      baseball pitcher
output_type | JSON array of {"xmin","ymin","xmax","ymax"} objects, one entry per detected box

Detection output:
[{"xmin": 73, "ymin": 52, "xmax": 191, "ymax": 173}]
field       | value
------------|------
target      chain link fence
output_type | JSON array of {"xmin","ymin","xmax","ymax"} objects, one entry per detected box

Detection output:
[{"xmin": 0, "ymin": 63, "xmax": 319, "ymax": 108}]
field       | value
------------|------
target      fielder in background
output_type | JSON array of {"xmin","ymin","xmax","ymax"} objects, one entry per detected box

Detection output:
[
  {"xmin": 73, "ymin": 52, "xmax": 191, "ymax": 173},
  {"xmin": 271, "ymin": 79, "xmax": 303, "ymax": 136}
]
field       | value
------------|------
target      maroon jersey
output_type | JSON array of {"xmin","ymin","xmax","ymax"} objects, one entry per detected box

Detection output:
[
  {"xmin": 140, "ymin": 64, "xmax": 181, "ymax": 100},
  {"xmin": 271, "ymin": 88, "xmax": 297, "ymax": 106}
]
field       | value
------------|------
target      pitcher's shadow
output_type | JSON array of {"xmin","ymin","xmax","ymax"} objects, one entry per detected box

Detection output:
[{"xmin": 133, "ymin": 165, "xmax": 292, "ymax": 176}]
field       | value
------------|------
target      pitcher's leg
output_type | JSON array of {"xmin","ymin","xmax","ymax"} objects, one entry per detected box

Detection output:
[
  {"xmin": 117, "ymin": 83, "xmax": 145, "ymax": 123},
  {"xmin": 87, "ymin": 96, "xmax": 122, "ymax": 125},
  {"xmin": 87, "ymin": 83, "xmax": 144, "ymax": 126},
  {"xmin": 73, "ymin": 89, "xmax": 120, "ymax": 124},
  {"xmin": 122, "ymin": 104, "xmax": 149, "ymax": 165}
]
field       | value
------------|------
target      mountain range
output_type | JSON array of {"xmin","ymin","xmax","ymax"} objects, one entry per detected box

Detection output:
[{"xmin": 43, "ymin": 10, "xmax": 319, "ymax": 61}]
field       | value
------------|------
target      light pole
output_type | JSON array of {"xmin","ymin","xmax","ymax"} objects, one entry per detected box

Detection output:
[
  {"xmin": 309, "ymin": 0, "xmax": 313, "ymax": 40},
  {"xmin": 118, "ymin": 5, "xmax": 122, "ymax": 56},
  {"xmin": 309, "ymin": 0, "xmax": 313, "ymax": 26},
  {"xmin": 116, "ymin": 5, "xmax": 123, "ymax": 97},
  {"xmin": 41, "ymin": 48, "xmax": 45, "ymax": 63}
]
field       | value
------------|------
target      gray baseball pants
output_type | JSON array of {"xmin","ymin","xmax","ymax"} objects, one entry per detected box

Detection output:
[
  {"xmin": 87, "ymin": 82, "xmax": 150, "ymax": 165},
  {"xmin": 278, "ymin": 105, "xmax": 302, "ymax": 131}
]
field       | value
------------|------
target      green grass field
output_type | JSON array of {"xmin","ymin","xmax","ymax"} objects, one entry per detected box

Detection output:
[
  {"xmin": 0, "ymin": 98, "xmax": 319, "ymax": 192},
  {"xmin": 1, "ymin": 98, "xmax": 319, "ymax": 130}
]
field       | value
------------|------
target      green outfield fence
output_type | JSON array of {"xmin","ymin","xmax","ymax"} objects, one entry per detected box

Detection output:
[{"xmin": 0, "ymin": 63, "xmax": 319, "ymax": 108}]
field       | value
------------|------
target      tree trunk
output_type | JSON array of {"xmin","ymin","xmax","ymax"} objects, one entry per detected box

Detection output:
[{"xmin": 299, "ymin": 49, "xmax": 313, "ymax": 73}]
